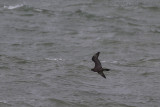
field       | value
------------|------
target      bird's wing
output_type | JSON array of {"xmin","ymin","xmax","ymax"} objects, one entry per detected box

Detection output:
[
  {"xmin": 92, "ymin": 52, "xmax": 102, "ymax": 68},
  {"xmin": 98, "ymin": 71, "xmax": 106, "ymax": 79}
]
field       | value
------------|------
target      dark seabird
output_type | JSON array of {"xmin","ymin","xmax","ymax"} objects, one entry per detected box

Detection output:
[{"xmin": 91, "ymin": 52, "xmax": 110, "ymax": 79}]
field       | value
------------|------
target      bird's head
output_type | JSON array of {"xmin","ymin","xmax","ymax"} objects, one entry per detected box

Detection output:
[{"xmin": 96, "ymin": 52, "xmax": 100, "ymax": 56}]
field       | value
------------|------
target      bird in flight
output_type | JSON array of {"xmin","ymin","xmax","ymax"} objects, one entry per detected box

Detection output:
[{"xmin": 91, "ymin": 52, "xmax": 110, "ymax": 79}]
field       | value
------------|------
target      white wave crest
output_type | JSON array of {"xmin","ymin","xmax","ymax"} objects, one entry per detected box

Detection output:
[
  {"xmin": 101, "ymin": 60, "xmax": 106, "ymax": 63},
  {"xmin": 4, "ymin": 4, "xmax": 24, "ymax": 10},
  {"xmin": 45, "ymin": 58, "xmax": 64, "ymax": 61},
  {"xmin": 111, "ymin": 60, "xmax": 118, "ymax": 64}
]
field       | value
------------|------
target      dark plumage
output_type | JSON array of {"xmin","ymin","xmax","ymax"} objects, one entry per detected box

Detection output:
[{"xmin": 91, "ymin": 52, "xmax": 110, "ymax": 78}]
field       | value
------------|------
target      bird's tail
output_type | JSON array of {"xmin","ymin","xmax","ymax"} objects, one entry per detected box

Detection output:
[{"xmin": 103, "ymin": 68, "xmax": 110, "ymax": 71}]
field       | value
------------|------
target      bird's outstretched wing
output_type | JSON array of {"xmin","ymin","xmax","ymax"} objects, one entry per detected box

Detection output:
[
  {"xmin": 92, "ymin": 52, "xmax": 102, "ymax": 68},
  {"xmin": 98, "ymin": 71, "xmax": 106, "ymax": 79}
]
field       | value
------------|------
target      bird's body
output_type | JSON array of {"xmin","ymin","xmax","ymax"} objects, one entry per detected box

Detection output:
[{"xmin": 91, "ymin": 52, "xmax": 110, "ymax": 78}]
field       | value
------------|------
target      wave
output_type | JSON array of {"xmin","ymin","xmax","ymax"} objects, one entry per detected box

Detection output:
[
  {"xmin": 3, "ymin": 3, "xmax": 55, "ymax": 17},
  {"xmin": 4, "ymin": 4, "xmax": 24, "ymax": 10},
  {"xmin": 45, "ymin": 58, "xmax": 64, "ymax": 61}
]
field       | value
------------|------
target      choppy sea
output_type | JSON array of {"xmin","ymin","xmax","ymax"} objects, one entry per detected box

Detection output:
[{"xmin": 0, "ymin": 0, "xmax": 160, "ymax": 107}]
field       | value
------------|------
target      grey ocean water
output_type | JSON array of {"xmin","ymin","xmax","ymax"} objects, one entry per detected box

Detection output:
[{"xmin": 0, "ymin": 0, "xmax": 160, "ymax": 107}]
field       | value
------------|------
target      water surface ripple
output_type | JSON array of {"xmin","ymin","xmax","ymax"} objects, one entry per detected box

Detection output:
[{"xmin": 0, "ymin": 0, "xmax": 160, "ymax": 107}]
